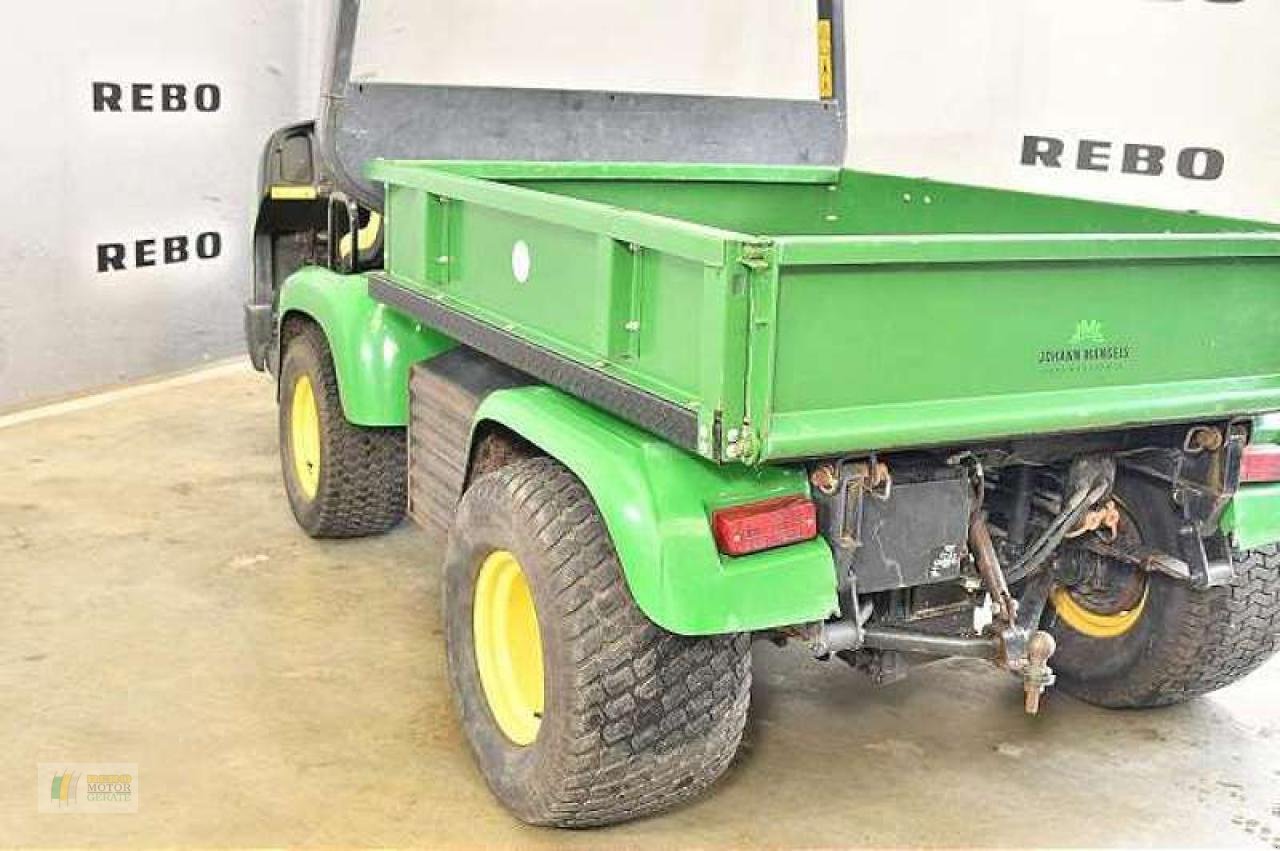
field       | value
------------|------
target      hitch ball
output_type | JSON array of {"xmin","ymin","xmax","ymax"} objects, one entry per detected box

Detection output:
[{"xmin": 1023, "ymin": 631, "xmax": 1058, "ymax": 715}]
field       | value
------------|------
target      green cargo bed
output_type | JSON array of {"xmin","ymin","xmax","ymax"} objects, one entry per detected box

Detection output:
[{"xmin": 366, "ymin": 160, "xmax": 1280, "ymax": 464}]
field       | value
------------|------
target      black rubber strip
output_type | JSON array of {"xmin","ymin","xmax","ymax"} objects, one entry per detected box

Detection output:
[{"xmin": 369, "ymin": 274, "xmax": 702, "ymax": 452}]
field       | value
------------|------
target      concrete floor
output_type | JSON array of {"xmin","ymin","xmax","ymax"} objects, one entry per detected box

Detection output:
[{"xmin": 2, "ymin": 363, "xmax": 1279, "ymax": 848}]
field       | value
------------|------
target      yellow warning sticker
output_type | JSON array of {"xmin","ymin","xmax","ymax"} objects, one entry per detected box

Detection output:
[
  {"xmin": 269, "ymin": 185, "xmax": 318, "ymax": 201},
  {"xmin": 817, "ymin": 19, "xmax": 834, "ymax": 99}
]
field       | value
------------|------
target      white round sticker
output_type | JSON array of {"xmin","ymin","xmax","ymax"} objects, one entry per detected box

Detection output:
[{"xmin": 511, "ymin": 240, "xmax": 531, "ymax": 284}]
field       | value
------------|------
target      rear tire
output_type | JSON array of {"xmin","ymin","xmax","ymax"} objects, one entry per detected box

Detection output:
[
  {"xmin": 278, "ymin": 322, "xmax": 406, "ymax": 537},
  {"xmin": 443, "ymin": 456, "xmax": 751, "ymax": 827},
  {"xmin": 1047, "ymin": 473, "xmax": 1280, "ymax": 708}
]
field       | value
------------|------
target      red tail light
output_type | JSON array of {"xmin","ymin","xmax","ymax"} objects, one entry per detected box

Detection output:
[
  {"xmin": 712, "ymin": 496, "xmax": 818, "ymax": 556},
  {"xmin": 1242, "ymin": 445, "xmax": 1280, "ymax": 483}
]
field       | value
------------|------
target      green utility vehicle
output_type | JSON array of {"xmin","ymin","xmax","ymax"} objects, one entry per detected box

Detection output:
[{"xmin": 247, "ymin": 1, "xmax": 1280, "ymax": 827}]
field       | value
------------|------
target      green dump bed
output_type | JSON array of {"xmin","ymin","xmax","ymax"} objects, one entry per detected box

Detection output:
[{"xmin": 366, "ymin": 161, "xmax": 1280, "ymax": 464}]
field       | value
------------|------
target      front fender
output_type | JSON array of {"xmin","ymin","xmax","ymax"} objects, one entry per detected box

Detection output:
[
  {"xmin": 474, "ymin": 385, "xmax": 839, "ymax": 635},
  {"xmin": 277, "ymin": 266, "xmax": 455, "ymax": 425}
]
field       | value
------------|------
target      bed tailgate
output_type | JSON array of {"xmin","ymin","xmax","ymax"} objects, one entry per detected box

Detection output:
[{"xmin": 761, "ymin": 233, "xmax": 1280, "ymax": 461}]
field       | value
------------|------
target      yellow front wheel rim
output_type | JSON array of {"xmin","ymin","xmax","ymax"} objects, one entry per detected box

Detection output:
[
  {"xmin": 473, "ymin": 550, "xmax": 545, "ymax": 746},
  {"xmin": 1051, "ymin": 583, "xmax": 1149, "ymax": 639},
  {"xmin": 290, "ymin": 375, "xmax": 322, "ymax": 500}
]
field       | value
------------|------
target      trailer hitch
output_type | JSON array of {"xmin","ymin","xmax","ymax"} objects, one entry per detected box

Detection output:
[
  {"xmin": 817, "ymin": 521, "xmax": 1062, "ymax": 714},
  {"xmin": 961, "ymin": 456, "xmax": 1113, "ymax": 712},
  {"xmin": 807, "ymin": 455, "xmax": 1134, "ymax": 713},
  {"xmin": 970, "ymin": 514, "xmax": 1059, "ymax": 714}
]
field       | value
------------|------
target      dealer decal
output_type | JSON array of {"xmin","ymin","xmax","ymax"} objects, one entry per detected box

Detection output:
[{"xmin": 1038, "ymin": 320, "xmax": 1132, "ymax": 371}]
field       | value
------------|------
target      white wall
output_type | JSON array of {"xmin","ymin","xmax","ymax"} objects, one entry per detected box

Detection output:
[
  {"xmin": 845, "ymin": 0, "xmax": 1280, "ymax": 222},
  {"xmin": 3, "ymin": 1, "xmax": 1276, "ymax": 409},
  {"xmin": 0, "ymin": 1, "xmax": 323, "ymax": 410},
  {"xmin": 346, "ymin": 0, "xmax": 1280, "ymax": 225},
  {"xmin": 351, "ymin": 0, "xmax": 817, "ymax": 99}
]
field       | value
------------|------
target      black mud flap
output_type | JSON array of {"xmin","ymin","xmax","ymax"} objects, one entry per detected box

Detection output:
[
  {"xmin": 408, "ymin": 347, "xmax": 531, "ymax": 537},
  {"xmin": 244, "ymin": 303, "xmax": 274, "ymax": 372}
]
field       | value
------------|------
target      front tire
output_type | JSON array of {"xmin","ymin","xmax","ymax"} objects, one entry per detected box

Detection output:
[
  {"xmin": 443, "ymin": 457, "xmax": 751, "ymax": 827},
  {"xmin": 1047, "ymin": 473, "xmax": 1280, "ymax": 708},
  {"xmin": 278, "ymin": 321, "xmax": 406, "ymax": 537}
]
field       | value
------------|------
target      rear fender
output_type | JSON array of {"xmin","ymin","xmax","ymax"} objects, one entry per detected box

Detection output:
[
  {"xmin": 473, "ymin": 385, "xmax": 839, "ymax": 635},
  {"xmin": 1222, "ymin": 485, "xmax": 1280, "ymax": 551},
  {"xmin": 277, "ymin": 266, "xmax": 454, "ymax": 425}
]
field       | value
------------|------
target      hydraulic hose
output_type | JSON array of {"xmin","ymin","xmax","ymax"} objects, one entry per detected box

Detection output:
[{"xmin": 1005, "ymin": 480, "xmax": 1109, "ymax": 584}]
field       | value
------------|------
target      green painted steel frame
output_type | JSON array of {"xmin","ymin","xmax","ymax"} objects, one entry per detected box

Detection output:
[
  {"xmin": 370, "ymin": 160, "xmax": 774, "ymax": 460},
  {"xmin": 371, "ymin": 160, "xmax": 775, "ymax": 266},
  {"xmin": 368, "ymin": 159, "xmax": 1280, "ymax": 467},
  {"xmin": 772, "ymin": 232, "xmax": 1280, "ymax": 265}
]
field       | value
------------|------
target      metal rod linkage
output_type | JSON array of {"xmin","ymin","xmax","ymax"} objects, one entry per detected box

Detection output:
[{"xmin": 860, "ymin": 627, "xmax": 998, "ymax": 660}]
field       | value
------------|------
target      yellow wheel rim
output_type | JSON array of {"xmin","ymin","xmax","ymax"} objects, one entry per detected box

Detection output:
[
  {"xmin": 473, "ymin": 550, "xmax": 545, "ymax": 746},
  {"xmin": 290, "ymin": 375, "xmax": 322, "ymax": 500},
  {"xmin": 1051, "ymin": 583, "xmax": 1149, "ymax": 639}
]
